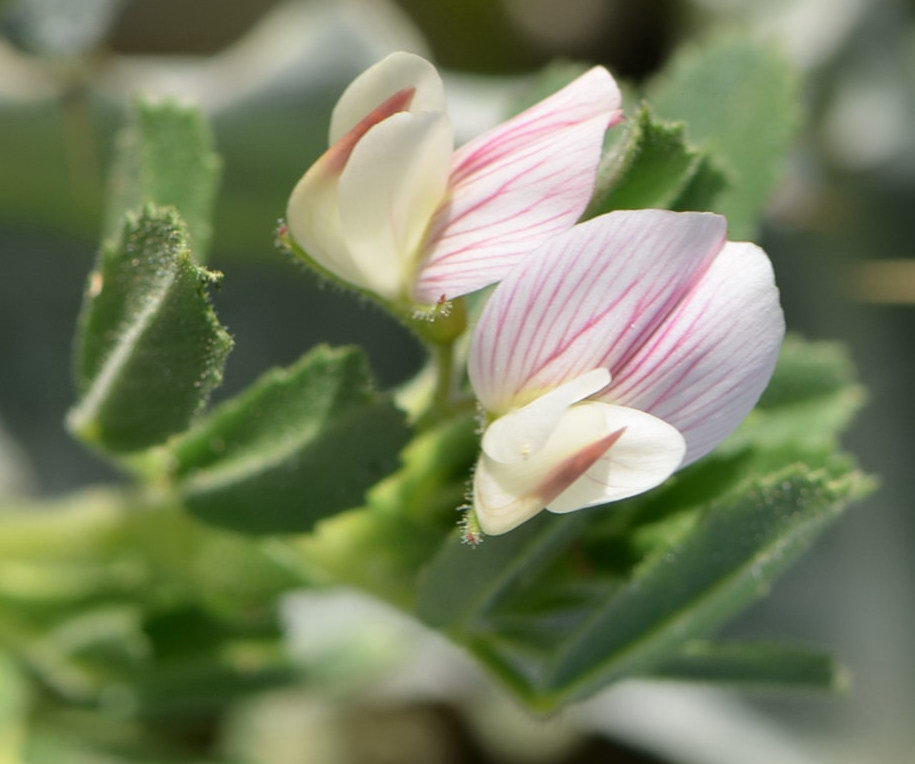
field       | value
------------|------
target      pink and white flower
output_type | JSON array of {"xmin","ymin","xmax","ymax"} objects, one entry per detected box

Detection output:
[
  {"xmin": 468, "ymin": 209, "xmax": 784, "ymax": 535},
  {"xmin": 286, "ymin": 52, "xmax": 622, "ymax": 306}
]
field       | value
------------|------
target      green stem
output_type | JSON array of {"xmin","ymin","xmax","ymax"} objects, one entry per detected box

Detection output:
[{"xmin": 432, "ymin": 340, "xmax": 455, "ymax": 410}]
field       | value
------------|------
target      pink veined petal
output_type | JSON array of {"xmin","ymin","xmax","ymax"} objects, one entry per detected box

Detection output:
[
  {"xmin": 329, "ymin": 52, "xmax": 446, "ymax": 144},
  {"xmin": 412, "ymin": 66, "xmax": 623, "ymax": 304},
  {"xmin": 338, "ymin": 111, "xmax": 453, "ymax": 302},
  {"xmin": 606, "ymin": 241, "xmax": 784, "ymax": 465},
  {"xmin": 468, "ymin": 210, "xmax": 727, "ymax": 414}
]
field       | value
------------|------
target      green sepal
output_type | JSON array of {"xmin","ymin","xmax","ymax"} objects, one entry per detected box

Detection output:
[{"xmin": 587, "ymin": 105, "xmax": 728, "ymax": 217}]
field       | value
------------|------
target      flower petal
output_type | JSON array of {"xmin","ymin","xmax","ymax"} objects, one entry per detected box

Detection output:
[
  {"xmin": 473, "ymin": 399, "xmax": 684, "ymax": 535},
  {"xmin": 286, "ymin": 88, "xmax": 424, "ymax": 288},
  {"xmin": 337, "ymin": 111, "xmax": 453, "ymax": 302},
  {"xmin": 607, "ymin": 241, "xmax": 784, "ymax": 465},
  {"xmin": 474, "ymin": 399, "xmax": 622, "ymax": 536},
  {"xmin": 329, "ymin": 52, "xmax": 446, "ymax": 144},
  {"xmin": 547, "ymin": 402, "xmax": 685, "ymax": 512},
  {"xmin": 286, "ymin": 159, "xmax": 353, "ymax": 287},
  {"xmin": 469, "ymin": 210, "xmax": 727, "ymax": 414},
  {"xmin": 481, "ymin": 368, "xmax": 610, "ymax": 464},
  {"xmin": 413, "ymin": 67, "xmax": 623, "ymax": 304}
]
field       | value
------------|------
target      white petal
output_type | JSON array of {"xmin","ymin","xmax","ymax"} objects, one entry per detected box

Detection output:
[
  {"xmin": 330, "ymin": 52, "xmax": 446, "ymax": 144},
  {"xmin": 473, "ymin": 399, "xmax": 683, "ymax": 536},
  {"xmin": 286, "ymin": 161, "xmax": 357, "ymax": 287},
  {"xmin": 607, "ymin": 242, "xmax": 784, "ymax": 465},
  {"xmin": 547, "ymin": 403, "xmax": 686, "ymax": 512},
  {"xmin": 472, "ymin": 463, "xmax": 548, "ymax": 537},
  {"xmin": 474, "ymin": 399, "xmax": 619, "ymax": 536},
  {"xmin": 337, "ymin": 112, "xmax": 453, "ymax": 301},
  {"xmin": 481, "ymin": 368, "xmax": 610, "ymax": 463},
  {"xmin": 413, "ymin": 67, "xmax": 623, "ymax": 304},
  {"xmin": 286, "ymin": 86, "xmax": 425, "ymax": 289},
  {"xmin": 469, "ymin": 210, "xmax": 727, "ymax": 413}
]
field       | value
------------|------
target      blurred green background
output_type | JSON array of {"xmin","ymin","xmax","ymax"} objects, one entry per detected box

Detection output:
[{"xmin": 1, "ymin": 0, "xmax": 914, "ymax": 762}]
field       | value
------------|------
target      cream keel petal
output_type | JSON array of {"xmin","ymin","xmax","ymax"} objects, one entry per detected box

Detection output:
[
  {"xmin": 469, "ymin": 210, "xmax": 728, "ymax": 413},
  {"xmin": 473, "ymin": 460, "xmax": 549, "ymax": 536},
  {"xmin": 337, "ymin": 111, "xmax": 453, "ymax": 302},
  {"xmin": 547, "ymin": 403, "xmax": 686, "ymax": 513},
  {"xmin": 475, "ymin": 396, "xmax": 642, "ymax": 536},
  {"xmin": 286, "ymin": 165, "xmax": 361, "ymax": 287},
  {"xmin": 608, "ymin": 241, "xmax": 784, "ymax": 465},
  {"xmin": 330, "ymin": 52, "xmax": 446, "ymax": 143},
  {"xmin": 481, "ymin": 368, "xmax": 610, "ymax": 463},
  {"xmin": 414, "ymin": 67, "xmax": 623, "ymax": 303}
]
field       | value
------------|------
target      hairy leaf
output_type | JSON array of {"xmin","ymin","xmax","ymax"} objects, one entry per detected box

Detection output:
[
  {"xmin": 588, "ymin": 106, "xmax": 727, "ymax": 216},
  {"xmin": 543, "ymin": 466, "xmax": 870, "ymax": 703},
  {"xmin": 103, "ymin": 97, "xmax": 221, "ymax": 258},
  {"xmin": 171, "ymin": 346, "xmax": 410, "ymax": 534},
  {"xmin": 69, "ymin": 206, "xmax": 232, "ymax": 454}
]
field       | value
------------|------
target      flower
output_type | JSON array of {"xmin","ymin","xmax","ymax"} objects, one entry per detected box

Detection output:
[
  {"xmin": 286, "ymin": 52, "xmax": 622, "ymax": 306},
  {"xmin": 468, "ymin": 209, "xmax": 785, "ymax": 535}
]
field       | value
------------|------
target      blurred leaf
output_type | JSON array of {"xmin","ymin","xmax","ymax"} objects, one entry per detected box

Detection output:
[
  {"xmin": 588, "ymin": 105, "xmax": 727, "ymax": 216},
  {"xmin": 0, "ymin": 651, "xmax": 28, "ymax": 764},
  {"xmin": 542, "ymin": 465, "xmax": 870, "ymax": 704},
  {"xmin": 25, "ymin": 709, "xmax": 226, "ymax": 763},
  {"xmin": 1, "ymin": 0, "xmax": 123, "ymax": 57},
  {"xmin": 103, "ymin": 98, "xmax": 221, "ymax": 258},
  {"xmin": 134, "ymin": 609, "xmax": 293, "ymax": 720},
  {"xmin": 390, "ymin": 0, "xmax": 541, "ymax": 74},
  {"xmin": 646, "ymin": 640, "xmax": 849, "ymax": 692},
  {"xmin": 171, "ymin": 345, "xmax": 410, "ymax": 535},
  {"xmin": 298, "ymin": 413, "xmax": 478, "ymax": 609},
  {"xmin": 648, "ymin": 35, "xmax": 800, "ymax": 238},
  {"xmin": 68, "ymin": 206, "xmax": 232, "ymax": 454},
  {"xmin": 670, "ymin": 153, "xmax": 731, "ymax": 212}
]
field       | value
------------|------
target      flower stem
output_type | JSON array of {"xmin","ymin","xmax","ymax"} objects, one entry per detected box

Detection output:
[{"xmin": 432, "ymin": 340, "xmax": 455, "ymax": 410}]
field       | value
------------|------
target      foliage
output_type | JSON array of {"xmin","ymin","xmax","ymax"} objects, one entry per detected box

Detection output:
[{"xmin": 0, "ymin": 37, "xmax": 871, "ymax": 763}]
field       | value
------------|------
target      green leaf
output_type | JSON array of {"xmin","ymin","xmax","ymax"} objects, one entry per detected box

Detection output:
[
  {"xmin": 646, "ymin": 640, "xmax": 849, "ymax": 692},
  {"xmin": 670, "ymin": 153, "xmax": 731, "ymax": 212},
  {"xmin": 542, "ymin": 465, "xmax": 870, "ymax": 703},
  {"xmin": 68, "ymin": 206, "xmax": 233, "ymax": 454},
  {"xmin": 412, "ymin": 461, "xmax": 870, "ymax": 709},
  {"xmin": 103, "ymin": 97, "xmax": 221, "ymax": 258},
  {"xmin": 418, "ymin": 512, "xmax": 588, "ymax": 634},
  {"xmin": 171, "ymin": 345, "xmax": 410, "ymax": 535},
  {"xmin": 648, "ymin": 35, "xmax": 800, "ymax": 238},
  {"xmin": 587, "ymin": 106, "xmax": 727, "ymax": 216}
]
